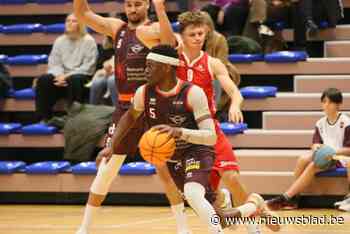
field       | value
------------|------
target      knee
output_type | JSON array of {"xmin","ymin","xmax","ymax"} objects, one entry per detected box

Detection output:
[
  {"xmin": 184, "ymin": 182, "xmax": 205, "ymax": 204},
  {"xmin": 37, "ymin": 74, "xmax": 52, "ymax": 87},
  {"xmin": 297, "ymin": 154, "xmax": 312, "ymax": 165}
]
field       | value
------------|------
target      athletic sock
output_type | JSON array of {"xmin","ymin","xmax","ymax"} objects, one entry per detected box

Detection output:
[
  {"xmin": 171, "ymin": 203, "xmax": 191, "ymax": 234},
  {"xmin": 236, "ymin": 203, "xmax": 257, "ymax": 217},
  {"xmin": 77, "ymin": 204, "xmax": 100, "ymax": 233}
]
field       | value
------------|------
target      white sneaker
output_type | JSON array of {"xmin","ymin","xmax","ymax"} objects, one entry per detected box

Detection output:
[
  {"xmin": 75, "ymin": 227, "xmax": 89, "ymax": 234},
  {"xmin": 335, "ymin": 196, "xmax": 350, "ymax": 208},
  {"xmin": 339, "ymin": 202, "xmax": 350, "ymax": 212},
  {"xmin": 246, "ymin": 223, "xmax": 262, "ymax": 234}
]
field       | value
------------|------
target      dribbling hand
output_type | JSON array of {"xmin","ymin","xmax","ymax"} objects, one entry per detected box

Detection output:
[{"xmin": 96, "ymin": 147, "xmax": 113, "ymax": 168}]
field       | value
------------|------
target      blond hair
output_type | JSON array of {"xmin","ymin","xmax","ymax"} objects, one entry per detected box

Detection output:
[
  {"xmin": 65, "ymin": 13, "xmax": 87, "ymax": 37},
  {"xmin": 178, "ymin": 11, "xmax": 206, "ymax": 33}
]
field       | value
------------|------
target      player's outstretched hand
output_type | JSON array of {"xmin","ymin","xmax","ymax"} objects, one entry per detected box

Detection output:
[
  {"xmin": 96, "ymin": 147, "xmax": 113, "ymax": 167},
  {"xmin": 229, "ymin": 104, "xmax": 244, "ymax": 123},
  {"xmin": 152, "ymin": 124, "xmax": 182, "ymax": 139}
]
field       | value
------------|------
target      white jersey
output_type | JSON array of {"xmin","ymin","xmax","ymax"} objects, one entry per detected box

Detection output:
[{"xmin": 313, "ymin": 113, "xmax": 350, "ymax": 166}]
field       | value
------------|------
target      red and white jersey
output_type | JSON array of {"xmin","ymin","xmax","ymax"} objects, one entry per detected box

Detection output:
[{"xmin": 176, "ymin": 51, "xmax": 216, "ymax": 116}]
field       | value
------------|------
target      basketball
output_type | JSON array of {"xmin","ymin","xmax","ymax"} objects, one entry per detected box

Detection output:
[
  {"xmin": 139, "ymin": 129, "xmax": 176, "ymax": 166},
  {"xmin": 313, "ymin": 145, "xmax": 337, "ymax": 170}
]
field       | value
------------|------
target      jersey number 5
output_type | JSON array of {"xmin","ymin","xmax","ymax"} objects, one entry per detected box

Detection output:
[{"xmin": 149, "ymin": 107, "xmax": 156, "ymax": 119}]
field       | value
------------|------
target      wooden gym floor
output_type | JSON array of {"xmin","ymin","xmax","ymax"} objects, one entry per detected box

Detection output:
[{"xmin": 0, "ymin": 205, "xmax": 350, "ymax": 234}]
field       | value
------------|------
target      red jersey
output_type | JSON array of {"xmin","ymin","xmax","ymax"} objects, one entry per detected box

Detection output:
[{"xmin": 176, "ymin": 51, "xmax": 216, "ymax": 116}]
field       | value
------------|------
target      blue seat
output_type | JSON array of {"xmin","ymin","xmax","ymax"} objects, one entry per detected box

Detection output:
[
  {"xmin": 240, "ymin": 86, "xmax": 277, "ymax": 99},
  {"xmin": 22, "ymin": 123, "xmax": 57, "ymax": 135},
  {"xmin": 71, "ymin": 162, "xmax": 97, "ymax": 175},
  {"xmin": 319, "ymin": 21, "xmax": 329, "ymax": 29},
  {"xmin": 171, "ymin": 21, "xmax": 180, "ymax": 33},
  {"xmin": 119, "ymin": 162, "xmax": 156, "ymax": 175},
  {"xmin": 0, "ymin": 24, "xmax": 3, "ymax": 33},
  {"xmin": 25, "ymin": 161, "xmax": 71, "ymax": 174},
  {"xmin": 0, "ymin": 123, "xmax": 22, "ymax": 135},
  {"xmin": 6, "ymin": 88, "xmax": 15, "ymax": 97},
  {"xmin": 36, "ymin": 0, "xmax": 70, "ymax": 4},
  {"xmin": 2, "ymin": 24, "xmax": 44, "ymax": 34},
  {"xmin": 13, "ymin": 88, "xmax": 35, "ymax": 100},
  {"xmin": 0, "ymin": 54, "xmax": 7, "ymax": 63},
  {"xmin": 265, "ymin": 51, "xmax": 308, "ymax": 63},
  {"xmin": 0, "ymin": 0, "xmax": 27, "ymax": 4},
  {"xmin": 228, "ymin": 54, "xmax": 264, "ymax": 63},
  {"xmin": 44, "ymin": 23, "xmax": 65, "ymax": 33},
  {"xmin": 316, "ymin": 167, "xmax": 347, "ymax": 177},
  {"xmin": 0, "ymin": 161, "xmax": 26, "ymax": 174},
  {"xmin": 7, "ymin": 54, "xmax": 48, "ymax": 65},
  {"xmin": 220, "ymin": 122, "xmax": 248, "ymax": 135},
  {"xmin": 272, "ymin": 21, "xmax": 286, "ymax": 31}
]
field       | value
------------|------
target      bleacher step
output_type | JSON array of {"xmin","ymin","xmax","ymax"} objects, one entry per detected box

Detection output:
[{"xmin": 294, "ymin": 75, "xmax": 350, "ymax": 93}]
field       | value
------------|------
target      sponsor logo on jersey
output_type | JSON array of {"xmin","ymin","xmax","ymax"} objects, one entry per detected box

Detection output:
[
  {"xmin": 173, "ymin": 100, "xmax": 184, "ymax": 105},
  {"xmin": 149, "ymin": 98, "xmax": 156, "ymax": 105},
  {"xmin": 130, "ymin": 44, "xmax": 144, "ymax": 54},
  {"xmin": 169, "ymin": 115, "xmax": 187, "ymax": 126},
  {"xmin": 196, "ymin": 64, "xmax": 205, "ymax": 72},
  {"xmin": 185, "ymin": 158, "xmax": 200, "ymax": 172}
]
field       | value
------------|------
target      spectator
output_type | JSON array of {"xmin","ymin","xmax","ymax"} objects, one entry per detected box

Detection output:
[
  {"xmin": 35, "ymin": 13, "xmax": 98, "ymax": 121},
  {"xmin": 88, "ymin": 36, "xmax": 117, "ymax": 105},
  {"xmin": 266, "ymin": 88, "xmax": 350, "ymax": 211},
  {"xmin": 202, "ymin": 0, "xmax": 250, "ymax": 36}
]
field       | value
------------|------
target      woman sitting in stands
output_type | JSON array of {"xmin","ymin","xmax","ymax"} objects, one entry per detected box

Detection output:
[{"xmin": 35, "ymin": 13, "xmax": 98, "ymax": 122}]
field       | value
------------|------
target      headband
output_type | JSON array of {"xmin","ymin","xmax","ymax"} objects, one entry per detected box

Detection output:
[{"xmin": 146, "ymin": 52, "xmax": 180, "ymax": 66}]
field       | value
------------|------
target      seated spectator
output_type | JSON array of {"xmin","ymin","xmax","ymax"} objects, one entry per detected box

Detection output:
[
  {"xmin": 88, "ymin": 35, "xmax": 117, "ymax": 105},
  {"xmin": 267, "ymin": 88, "xmax": 350, "ymax": 210},
  {"xmin": 35, "ymin": 13, "xmax": 98, "ymax": 122},
  {"xmin": 88, "ymin": 56, "xmax": 116, "ymax": 105},
  {"xmin": 202, "ymin": 0, "xmax": 250, "ymax": 36}
]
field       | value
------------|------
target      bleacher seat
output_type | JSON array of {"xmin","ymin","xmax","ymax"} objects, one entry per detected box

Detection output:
[
  {"xmin": 36, "ymin": 0, "xmax": 70, "ymax": 4},
  {"xmin": 228, "ymin": 54, "xmax": 264, "ymax": 63},
  {"xmin": 171, "ymin": 21, "xmax": 180, "ymax": 33},
  {"xmin": 220, "ymin": 122, "xmax": 248, "ymax": 135},
  {"xmin": 119, "ymin": 162, "xmax": 156, "ymax": 175},
  {"xmin": 0, "ymin": 0, "xmax": 26, "ymax": 4},
  {"xmin": 318, "ymin": 21, "xmax": 329, "ymax": 29},
  {"xmin": 0, "ymin": 54, "xmax": 7, "ymax": 63},
  {"xmin": 44, "ymin": 23, "xmax": 65, "ymax": 33},
  {"xmin": 0, "ymin": 123, "xmax": 22, "ymax": 135},
  {"xmin": 265, "ymin": 51, "xmax": 308, "ymax": 63},
  {"xmin": 6, "ymin": 88, "xmax": 15, "ymax": 97},
  {"xmin": 25, "ymin": 161, "xmax": 71, "ymax": 174},
  {"xmin": 240, "ymin": 86, "xmax": 277, "ymax": 99},
  {"xmin": 0, "ymin": 161, "xmax": 26, "ymax": 174},
  {"xmin": 2, "ymin": 24, "xmax": 43, "ymax": 34},
  {"xmin": 71, "ymin": 162, "xmax": 97, "ymax": 175},
  {"xmin": 7, "ymin": 54, "xmax": 48, "ymax": 65},
  {"xmin": 316, "ymin": 167, "xmax": 347, "ymax": 177},
  {"xmin": 13, "ymin": 88, "xmax": 35, "ymax": 100},
  {"xmin": 0, "ymin": 24, "xmax": 3, "ymax": 33},
  {"xmin": 21, "ymin": 123, "xmax": 58, "ymax": 135}
]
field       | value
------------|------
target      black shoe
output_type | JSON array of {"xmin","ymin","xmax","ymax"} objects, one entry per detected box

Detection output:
[
  {"xmin": 306, "ymin": 20, "xmax": 318, "ymax": 37},
  {"xmin": 266, "ymin": 195, "xmax": 298, "ymax": 211}
]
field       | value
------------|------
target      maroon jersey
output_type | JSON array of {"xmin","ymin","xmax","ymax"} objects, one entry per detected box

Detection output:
[
  {"xmin": 144, "ymin": 81, "xmax": 201, "ymax": 159},
  {"xmin": 114, "ymin": 23, "xmax": 149, "ymax": 110}
]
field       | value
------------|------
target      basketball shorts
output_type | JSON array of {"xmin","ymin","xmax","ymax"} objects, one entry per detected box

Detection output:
[
  {"xmin": 210, "ymin": 121, "xmax": 240, "ymax": 191},
  {"xmin": 104, "ymin": 107, "xmax": 146, "ymax": 156},
  {"xmin": 167, "ymin": 145, "xmax": 216, "ymax": 204}
]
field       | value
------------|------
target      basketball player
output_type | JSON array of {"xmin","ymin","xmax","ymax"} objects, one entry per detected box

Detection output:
[
  {"xmin": 110, "ymin": 44, "xmax": 271, "ymax": 233},
  {"xmin": 267, "ymin": 88, "xmax": 350, "ymax": 211},
  {"xmin": 73, "ymin": 0, "xmax": 177, "ymax": 233},
  {"xmin": 138, "ymin": 11, "xmax": 280, "ymax": 234}
]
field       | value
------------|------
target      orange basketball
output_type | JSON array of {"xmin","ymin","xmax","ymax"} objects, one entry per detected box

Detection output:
[{"xmin": 139, "ymin": 129, "xmax": 176, "ymax": 166}]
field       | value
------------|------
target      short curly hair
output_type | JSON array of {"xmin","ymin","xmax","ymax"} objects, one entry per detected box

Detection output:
[{"xmin": 177, "ymin": 11, "xmax": 206, "ymax": 33}]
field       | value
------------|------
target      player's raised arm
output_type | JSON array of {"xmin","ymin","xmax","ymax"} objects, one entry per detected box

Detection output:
[
  {"xmin": 211, "ymin": 57, "xmax": 244, "ymax": 123},
  {"xmin": 73, "ymin": 0, "xmax": 124, "ymax": 38},
  {"xmin": 111, "ymin": 86, "xmax": 145, "ymax": 152},
  {"xmin": 136, "ymin": 0, "xmax": 177, "ymax": 48}
]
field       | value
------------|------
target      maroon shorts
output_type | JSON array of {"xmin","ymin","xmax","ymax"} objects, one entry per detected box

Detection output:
[
  {"xmin": 105, "ymin": 107, "xmax": 146, "ymax": 156},
  {"xmin": 167, "ymin": 145, "xmax": 216, "ymax": 203}
]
